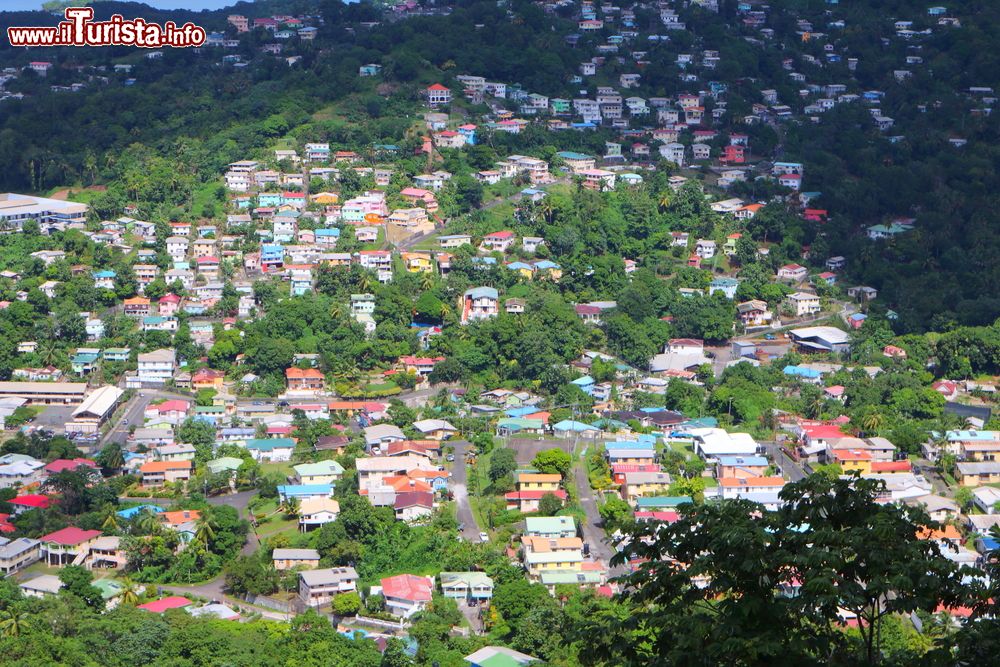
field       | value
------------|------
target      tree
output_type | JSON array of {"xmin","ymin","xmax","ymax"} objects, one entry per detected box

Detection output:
[
  {"xmin": 331, "ymin": 591, "xmax": 362, "ymax": 617},
  {"xmin": 537, "ymin": 492, "xmax": 564, "ymax": 516},
  {"xmin": 531, "ymin": 448, "xmax": 572, "ymax": 477},
  {"xmin": 118, "ymin": 576, "xmax": 141, "ymax": 606},
  {"xmin": 489, "ymin": 448, "xmax": 518, "ymax": 483},
  {"xmin": 598, "ymin": 495, "xmax": 634, "ymax": 534},
  {"xmin": 599, "ymin": 474, "xmax": 973, "ymax": 666},
  {"xmin": 0, "ymin": 608, "xmax": 25, "ymax": 637},
  {"xmin": 58, "ymin": 565, "xmax": 105, "ymax": 611}
]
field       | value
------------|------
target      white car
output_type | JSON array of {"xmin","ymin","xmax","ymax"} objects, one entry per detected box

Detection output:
[{"xmin": 479, "ymin": 532, "xmax": 489, "ymax": 543}]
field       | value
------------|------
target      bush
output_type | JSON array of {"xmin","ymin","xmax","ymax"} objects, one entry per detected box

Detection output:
[{"xmin": 331, "ymin": 591, "xmax": 362, "ymax": 617}]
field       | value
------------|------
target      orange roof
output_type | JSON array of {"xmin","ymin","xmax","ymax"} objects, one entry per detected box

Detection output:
[
  {"xmin": 517, "ymin": 473, "xmax": 562, "ymax": 484},
  {"xmin": 140, "ymin": 460, "xmax": 193, "ymax": 473},
  {"xmin": 286, "ymin": 367, "xmax": 324, "ymax": 379},
  {"xmin": 160, "ymin": 510, "xmax": 202, "ymax": 526},
  {"xmin": 383, "ymin": 475, "xmax": 433, "ymax": 493},
  {"xmin": 833, "ymin": 449, "xmax": 872, "ymax": 462},
  {"xmin": 524, "ymin": 411, "xmax": 551, "ymax": 423},
  {"xmin": 521, "ymin": 535, "xmax": 583, "ymax": 552},
  {"xmin": 918, "ymin": 525, "xmax": 962, "ymax": 542},
  {"xmin": 124, "ymin": 297, "xmax": 150, "ymax": 305}
]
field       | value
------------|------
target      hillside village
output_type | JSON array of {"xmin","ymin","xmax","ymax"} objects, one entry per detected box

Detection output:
[{"xmin": 0, "ymin": 0, "xmax": 999, "ymax": 665}]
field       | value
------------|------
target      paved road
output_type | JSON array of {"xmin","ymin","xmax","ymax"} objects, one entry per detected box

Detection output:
[
  {"xmin": 103, "ymin": 388, "xmax": 192, "ymax": 446},
  {"xmin": 573, "ymin": 450, "xmax": 624, "ymax": 576},
  {"xmin": 762, "ymin": 441, "xmax": 809, "ymax": 481},
  {"xmin": 449, "ymin": 439, "xmax": 482, "ymax": 541}
]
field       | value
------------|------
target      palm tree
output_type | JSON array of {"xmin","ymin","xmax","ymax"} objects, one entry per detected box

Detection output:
[
  {"xmin": 0, "ymin": 608, "xmax": 25, "ymax": 637},
  {"xmin": 101, "ymin": 510, "xmax": 119, "ymax": 534},
  {"xmin": 194, "ymin": 514, "xmax": 216, "ymax": 548},
  {"xmin": 357, "ymin": 272, "xmax": 376, "ymax": 294},
  {"xmin": 658, "ymin": 194, "xmax": 671, "ymax": 213},
  {"xmin": 862, "ymin": 411, "xmax": 884, "ymax": 433},
  {"xmin": 329, "ymin": 302, "xmax": 344, "ymax": 320},
  {"xmin": 136, "ymin": 508, "xmax": 162, "ymax": 536},
  {"xmin": 280, "ymin": 496, "xmax": 301, "ymax": 518},
  {"xmin": 419, "ymin": 272, "xmax": 435, "ymax": 291},
  {"xmin": 119, "ymin": 577, "xmax": 141, "ymax": 606}
]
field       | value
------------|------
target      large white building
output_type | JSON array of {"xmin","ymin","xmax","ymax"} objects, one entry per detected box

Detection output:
[
  {"xmin": 137, "ymin": 349, "xmax": 176, "ymax": 385},
  {"xmin": 0, "ymin": 193, "xmax": 88, "ymax": 232}
]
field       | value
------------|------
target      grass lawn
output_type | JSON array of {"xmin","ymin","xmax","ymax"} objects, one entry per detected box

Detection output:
[
  {"xmin": 260, "ymin": 461, "xmax": 295, "ymax": 479},
  {"xmin": 257, "ymin": 519, "xmax": 300, "ymax": 541},
  {"xmin": 665, "ymin": 439, "xmax": 695, "ymax": 457}
]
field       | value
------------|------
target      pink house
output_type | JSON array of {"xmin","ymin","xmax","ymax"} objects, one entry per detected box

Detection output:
[{"xmin": 158, "ymin": 293, "xmax": 181, "ymax": 316}]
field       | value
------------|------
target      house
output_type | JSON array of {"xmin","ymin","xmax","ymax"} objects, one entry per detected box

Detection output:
[
  {"xmin": 286, "ymin": 367, "xmax": 325, "ymax": 394},
  {"xmin": 394, "ymin": 491, "xmax": 435, "ymax": 522},
  {"xmin": 778, "ymin": 264, "xmax": 809, "ymax": 282},
  {"xmin": 789, "ymin": 326, "xmax": 851, "ymax": 354},
  {"xmin": 461, "ymin": 287, "xmax": 499, "ymax": 324},
  {"xmin": 425, "ymin": 84, "xmax": 451, "ymax": 106},
  {"xmin": 695, "ymin": 239, "xmax": 716, "ymax": 259},
  {"xmin": 524, "ymin": 516, "xmax": 577, "ymax": 539},
  {"xmin": 246, "ymin": 438, "xmax": 296, "ymax": 463},
  {"xmin": 363, "ymin": 424, "xmax": 406, "ymax": 451},
  {"xmin": 848, "ymin": 286, "xmax": 879, "ymax": 301},
  {"xmin": 737, "ymin": 300, "xmax": 772, "ymax": 327},
  {"xmin": 787, "ymin": 292, "xmax": 821, "ymax": 317},
  {"xmin": 140, "ymin": 460, "xmax": 193, "ymax": 487},
  {"xmin": 38, "ymin": 527, "xmax": 102, "ymax": 566},
  {"xmin": 293, "ymin": 460, "xmax": 344, "ymax": 485},
  {"xmin": 716, "ymin": 456, "xmax": 769, "ymax": 480},
  {"xmin": 622, "ymin": 471, "xmax": 673, "ymax": 501},
  {"xmin": 298, "ymin": 497, "xmax": 340, "ymax": 531},
  {"xmin": 439, "ymin": 571, "xmax": 494, "ymax": 602},
  {"xmin": 20, "ymin": 574, "xmax": 63, "ymax": 598},
  {"xmin": 0, "ymin": 537, "xmax": 41, "ymax": 574},
  {"xmin": 956, "ymin": 462, "xmax": 1000, "ymax": 487},
  {"xmin": 273, "ymin": 548, "xmax": 320, "ymax": 571},
  {"xmin": 709, "ymin": 277, "xmax": 739, "ymax": 300},
  {"xmin": 356, "ymin": 456, "xmax": 434, "ymax": 495},
  {"xmin": 380, "ymin": 574, "xmax": 434, "ymax": 618},
  {"xmin": 480, "ymin": 230, "xmax": 517, "ymax": 253},
  {"xmin": 137, "ymin": 349, "xmax": 176, "ymax": 385},
  {"xmin": 299, "ymin": 567, "xmax": 359, "ymax": 607},
  {"xmin": 411, "ymin": 419, "xmax": 457, "ymax": 440}
]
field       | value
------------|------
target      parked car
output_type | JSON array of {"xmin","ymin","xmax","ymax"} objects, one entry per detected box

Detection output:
[
  {"xmin": 479, "ymin": 532, "xmax": 489, "ymax": 543},
  {"xmin": 446, "ymin": 453, "xmax": 455, "ymax": 462}
]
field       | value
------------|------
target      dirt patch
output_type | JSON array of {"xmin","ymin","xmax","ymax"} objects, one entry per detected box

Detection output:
[{"xmin": 49, "ymin": 185, "xmax": 106, "ymax": 200}]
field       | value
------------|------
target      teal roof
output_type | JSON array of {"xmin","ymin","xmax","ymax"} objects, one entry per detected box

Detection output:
[
  {"xmin": 635, "ymin": 496, "xmax": 692, "ymax": 508},
  {"xmin": 247, "ymin": 438, "xmax": 295, "ymax": 451}
]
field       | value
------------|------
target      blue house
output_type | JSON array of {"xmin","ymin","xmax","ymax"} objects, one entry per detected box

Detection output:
[
  {"xmin": 571, "ymin": 375, "xmax": 596, "ymax": 395},
  {"xmin": 277, "ymin": 484, "xmax": 333, "ymax": 501},
  {"xmin": 552, "ymin": 420, "xmax": 601, "ymax": 438},
  {"xmin": 258, "ymin": 192, "xmax": 283, "ymax": 207}
]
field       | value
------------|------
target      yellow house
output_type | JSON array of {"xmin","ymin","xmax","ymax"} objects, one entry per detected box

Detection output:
[
  {"xmin": 960, "ymin": 441, "xmax": 1000, "ymax": 462},
  {"xmin": 832, "ymin": 449, "xmax": 873, "ymax": 474},
  {"xmin": 956, "ymin": 462, "xmax": 1000, "ymax": 487},
  {"xmin": 402, "ymin": 252, "xmax": 433, "ymax": 273},
  {"xmin": 524, "ymin": 550, "xmax": 584, "ymax": 577},
  {"xmin": 621, "ymin": 471, "xmax": 673, "ymax": 501},
  {"xmin": 517, "ymin": 473, "xmax": 561, "ymax": 492}
]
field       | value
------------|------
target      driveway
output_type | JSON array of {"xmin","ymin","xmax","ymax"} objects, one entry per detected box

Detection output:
[
  {"xmin": 449, "ymin": 439, "xmax": 482, "ymax": 541},
  {"xmin": 573, "ymin": 451, "xmax": 623, "ymax": 576},
  {"xmin": 762, "ymin": 441, "xmax": 810, "ymax": 481}
]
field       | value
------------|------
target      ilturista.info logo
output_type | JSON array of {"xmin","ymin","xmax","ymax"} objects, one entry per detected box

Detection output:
[{"xmin": 7, "ymin": 7, "xmax": 206, "ymax": 48}]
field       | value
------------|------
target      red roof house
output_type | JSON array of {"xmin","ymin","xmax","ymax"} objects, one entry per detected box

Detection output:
[{"xmin": 138, "ymin": 596, "xmax": 193, "ymax": 613}]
